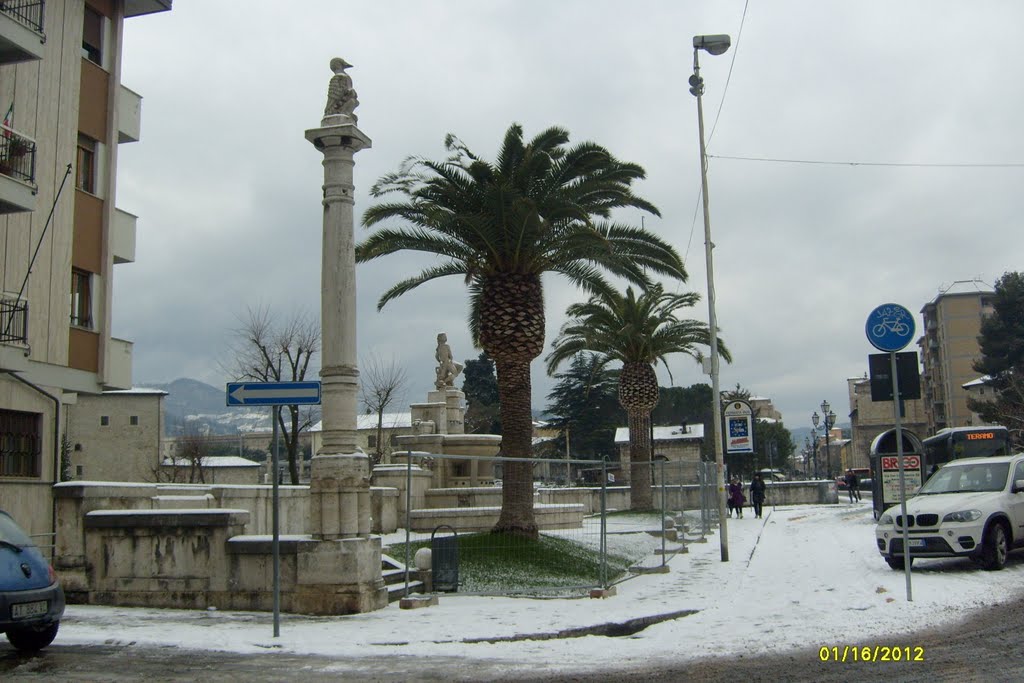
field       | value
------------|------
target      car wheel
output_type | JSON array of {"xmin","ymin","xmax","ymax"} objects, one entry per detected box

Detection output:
[
  {"xmin": 981, "ymin": 522, "xmax": 1009, "ymax": 571},
  {"xmin": 885, "ymin": 556, "xmax": 911, "ymax": 570},
  {"xmin": 5, "ymin": 621, "xmax": 59, "ymax": 651}
]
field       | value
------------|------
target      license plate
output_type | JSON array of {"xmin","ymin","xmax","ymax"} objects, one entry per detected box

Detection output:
[
  {"xmin": 908, "ymin": 539, "xmax": 926, "ymax": 548},
  {"xmin": 11, "ymin": 600, "xmax": 48, "ymax": 619}
]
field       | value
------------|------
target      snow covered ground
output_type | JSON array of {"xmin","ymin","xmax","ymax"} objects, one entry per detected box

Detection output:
[{"xmin": 56, "ymin": 500, "xmax": 1024, "ymax": 676}]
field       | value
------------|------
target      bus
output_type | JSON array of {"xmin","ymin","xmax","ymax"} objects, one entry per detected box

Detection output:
[{"xmin": 922, "ymin": 426, "xmax": 1010, "ymax": 469}]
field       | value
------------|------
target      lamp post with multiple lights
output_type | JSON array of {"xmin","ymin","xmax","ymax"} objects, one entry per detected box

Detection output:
[
  {"xmin": 812, "ymin": 400, "xmax": 837, "ymax": 480},
  {"xmin": 690, "ymin": 33, "xmax": 731, "ymax": 561}
]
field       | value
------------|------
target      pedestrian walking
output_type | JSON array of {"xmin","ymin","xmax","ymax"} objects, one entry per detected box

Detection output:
[
  {"xmin": 844, "ymin": 469, "xmax": 860, "ymax": 503},
  {"xmin": 750, "ymin": 473, "xmax": 767, "ymax": 518},
  {"xmin": 728, "ymin": 478, "xmax": 746, "ymax": 518}
]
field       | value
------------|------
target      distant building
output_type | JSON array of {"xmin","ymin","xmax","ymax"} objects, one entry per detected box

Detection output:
[
  {"xmin": 160, "ymin": 455, "xmax": 262, "ymax": 485},
  {"xmin": 310, "ymin": 412, "xmax": 415, "ymax": 463},
  {"xmin": 614, "ymin": 424, "xmax": 705, "ymax": 484},
  {"xmin": 918, "ymin": 282, "xmax": 994, "ymax": 434},
  {"xmin": 962, "ymin": 376, "xmax": 999, "ymax": 427},
  {"xmin": 66, "ymin": 388, "xmax": 166, "ymax": 482},
  {"xmin": 748, "ymin": 396, "xmax": 782, "ymax": 421}
]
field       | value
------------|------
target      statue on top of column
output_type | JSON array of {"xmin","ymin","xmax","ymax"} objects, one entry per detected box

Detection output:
[
  {"xmin": 324, "ymin": 57, "xmax": 359, "ymax": 124},
  {"xmin": 434, "ymin": 333, "xmax": 464, "ymax": 389}
]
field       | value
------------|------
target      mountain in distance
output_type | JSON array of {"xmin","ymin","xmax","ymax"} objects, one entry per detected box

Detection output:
[{"xmin": 139, "ymin": 378, "xmax": 273, "ymax": 436}]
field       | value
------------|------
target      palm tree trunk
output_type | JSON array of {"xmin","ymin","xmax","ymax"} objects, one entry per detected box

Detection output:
[
  {"xmin": 628, "ymin": 409, "xmax": 654, "ymax": 510},
  {"xmin": 492, "ymin": 357, "xmax": 539, "ymax": 538}
]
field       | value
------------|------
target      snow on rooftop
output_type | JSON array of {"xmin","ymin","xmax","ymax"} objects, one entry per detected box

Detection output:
[
  {"xmin": 161, "ymin": 456, "xmax": 261, "ymax": 468},
  {"xmin": 99, "ymin": 388, "xmax": 168, "ymax": 396},
  {"xmin": 310, "ymin": 412, "xmax": 414, "ymax": 432},
  {"xmin": 614, "ymin": 424, "xmax": 705, "ymax": 444}
]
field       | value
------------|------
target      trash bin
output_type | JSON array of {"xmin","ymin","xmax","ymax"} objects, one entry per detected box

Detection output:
[{"xmin": 431, "ymin": 525, "xmax": 459, "ymax": 593}]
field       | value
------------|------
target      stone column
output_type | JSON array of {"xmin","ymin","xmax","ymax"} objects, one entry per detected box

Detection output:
[
  {"xmin": 304, "ymin": 59, "xmax": 372, "ymax": 541},
  {"xmin": 292, "ymin": 58, "xmax": 387, "ymax": 615}
]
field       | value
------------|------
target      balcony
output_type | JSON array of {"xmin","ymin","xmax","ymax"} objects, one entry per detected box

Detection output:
[
  {"xmin": 0, "ymin": 296, "xmax": 28, "ymax": 344},
  {"xmin": 0, "ymin": 1, "xmax": 44, "ymax": 64},
  {"xmin": 118, "ymin": 85, "xmax": 142, "ymax": 143},
  {"xmin": 104, "ymin": 337, "xmax": 133, "ymax": 390},
  {"xmin": 112, "ymin": 208, "xmax": 137, "ymax": 263},
  {"xmin": 125, "ymin": 0, "xmax": 173, "ymax": 18},
  {"xmin": 0, "ymin": 125, "xmax": 37, "ymax": 213}
]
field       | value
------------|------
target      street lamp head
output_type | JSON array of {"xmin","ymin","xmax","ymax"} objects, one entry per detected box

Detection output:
[
  {"xmin": 693, "ymin": 34, "xmax": 732, "ymax": 56},
  {"xmin": 821, "ymin": 399, "xmax": 830, "ymax": 414},
  {"xmin": 812, "ymin": 411, "xmax": 820, "ymax": 428}
]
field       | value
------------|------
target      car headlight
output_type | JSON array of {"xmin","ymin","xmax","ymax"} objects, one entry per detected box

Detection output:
[
  {"xmin": 942, "ymin": 509, "xmax": 982, "ymax": 523},
  {"xmin": 879, "ymin": 513, "xmax": 893, "ymax": 525}
]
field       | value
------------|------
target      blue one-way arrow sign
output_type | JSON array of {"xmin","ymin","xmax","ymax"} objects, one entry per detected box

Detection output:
[{"xmin": 226, "ymin": 381, "xmax": 322, "ymax": 406}]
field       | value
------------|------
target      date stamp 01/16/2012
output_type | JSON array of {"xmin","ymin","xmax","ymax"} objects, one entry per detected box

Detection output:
[{"xmin": 819, "ymin": 645, "xmax": 925, "ymax": 663}]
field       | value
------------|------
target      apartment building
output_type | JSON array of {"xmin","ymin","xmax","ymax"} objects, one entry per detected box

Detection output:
[
  {"xmin": 0, "ymin": 1, "xmax": 170, "ymax": 535},
  {"xmin": 917, "ymin": 282, "xmax": 994, "ymax": 435}
]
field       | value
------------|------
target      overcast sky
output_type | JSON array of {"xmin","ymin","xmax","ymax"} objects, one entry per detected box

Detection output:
[{"xmin": 113, "ymin": 1, "xmax": 1024, "ymax": 429}]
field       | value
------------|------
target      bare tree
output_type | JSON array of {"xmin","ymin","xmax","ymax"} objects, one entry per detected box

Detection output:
[
  {"xmin": 225, "ymin": 305, "xmax": 321, "ymax": 484},
  {"xmin": 152, "ymin": 424, "xmax": 212, "ymax": 483},
  {"xmin": 360, "ymin": 353, "xmax": 408, "ymax": 465}
]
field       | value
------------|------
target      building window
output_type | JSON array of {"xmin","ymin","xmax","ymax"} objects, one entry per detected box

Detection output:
[
  {"xmin": 130, "ymin": 416, "xmax": 139, "ymax": 426},
  {"xmin": 76, "ymin": 465, "xmax": 83, "ymax": 477},
  {"xmin": 0, "ymin": 409, "xmax": 42, "ymax": 477},
  {"xmin": 82, "ymin": 6, "xmax": 103, "ymax": 65},
  {"xmin": 390, "ymin": 434, "xmax": 399, "ymax": 446},
  {"xmin": 76, "ymin": 135, "xmax": 97, "ymax": 193},
  {"xmin": 100, "ymin": 415, "xmax": 109, "ymax": 426},
  {"xmin": 71, "ymin": 269, "xmax": 93, "ymax": 328},
  {"xmin": 367, "ymin": 435, "xmax": 377, "ymax": 448}
]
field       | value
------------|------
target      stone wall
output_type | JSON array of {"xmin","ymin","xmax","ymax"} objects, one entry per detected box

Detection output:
[{"xmin": 53, "ymin": 481, "xmax": 309, "ymax": 597}]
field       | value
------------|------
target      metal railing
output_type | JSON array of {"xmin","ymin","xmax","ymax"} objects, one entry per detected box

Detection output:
[
  {"xmin": 0, "ymin": 0, "xmax": 45, "ymax": 33},
  {"xmin": 0, "ymin": 124, "xmax": 37, "ymax": 184},
  {"xmin": 1, "ymin": 296, "xmax": 28, "ymax": 343},
  {"xmin": 385, "ymin": 453, "xmax": 725, "ymax": 598},
  {"xmin": 392, "ymin": 451, "xmax": 614, "ymax": 598}
]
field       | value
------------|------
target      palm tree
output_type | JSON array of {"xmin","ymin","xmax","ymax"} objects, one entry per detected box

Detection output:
[
  {"xmin": 356, "ymin": 123, "xmax": 686, "ymax": 536},
  {"xmin": 545, "ymin": 284, "xmax": 731, "ymax": 510}
]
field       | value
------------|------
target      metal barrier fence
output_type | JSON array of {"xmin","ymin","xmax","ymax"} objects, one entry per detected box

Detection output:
[{"xmin": 386, "ymin": 453, "xmax": 724, "ymax": 597}]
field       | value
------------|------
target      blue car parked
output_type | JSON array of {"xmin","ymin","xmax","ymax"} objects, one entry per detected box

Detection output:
[{"xmin": 0, "ymin": 510, "xmax": 64, "ymax": 651}]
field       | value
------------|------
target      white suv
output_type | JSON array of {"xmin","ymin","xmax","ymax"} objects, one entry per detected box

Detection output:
[{"xmin": 875, "ymin": 454, "xmax": 1024, "ymax": 571}]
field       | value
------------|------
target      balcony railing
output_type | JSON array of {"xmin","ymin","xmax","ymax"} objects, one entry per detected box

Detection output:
[
  {"xmin": 0, "ymin": 297, "xmax": 28, "ymax": 344},
  {"xmin": 0, "ymin": 125, "xmax": 36, "ymax": 184},
  {"xmin": 0, "ymin": 1, "xmax": 44, "ymax": 34}
]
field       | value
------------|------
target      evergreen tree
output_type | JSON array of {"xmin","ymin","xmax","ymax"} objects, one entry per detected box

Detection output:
[
  {"xmin": 651, "ymin": 384, "xmax": 714, "ymax": 460},
  {"xmin": 462, "ymin": 352, "xmax": 501, "ymax": 434},
  {"xmin": 544, "ymin": 353, "xmax": 625, "ymax": 461},
  {"xmin": 970, "ymin": 271, "xmax": 1024, "ymax": 447}
]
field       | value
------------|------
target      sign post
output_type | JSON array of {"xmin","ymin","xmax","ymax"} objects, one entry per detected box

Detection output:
[
  {"xmin": 866, "ymin": 303, "xmax": 916, "ymax": 602},
  {"xmin": 723, "ymin": 400, "xmax": 754, "ymax": 455},
  {"xmin": 226, "ymin": 381, "xmax": 321, "ymax": 635}
]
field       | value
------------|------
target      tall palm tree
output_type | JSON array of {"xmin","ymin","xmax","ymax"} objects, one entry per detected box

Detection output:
[
  {"xmin": 356, "ymin": 123, "xmax": 686, "ymax": 536},
  {"xmin": 546, "ymin": 284, "xmax": 730, "ymax": 510}
]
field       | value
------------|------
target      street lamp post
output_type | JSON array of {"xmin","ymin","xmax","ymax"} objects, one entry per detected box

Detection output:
[
  {"xmin": 690, "ymin": 33, "xmax": 731, "ymax": 562},
  {"xmin": 812, "ymin": 400, "xmax": 837, "ymax": 480}
]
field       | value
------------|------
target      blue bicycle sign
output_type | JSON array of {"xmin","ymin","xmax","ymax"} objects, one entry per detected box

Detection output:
[{"xmin": 865, "ymin": 303, "xmax": 915, "ymax": 352}]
